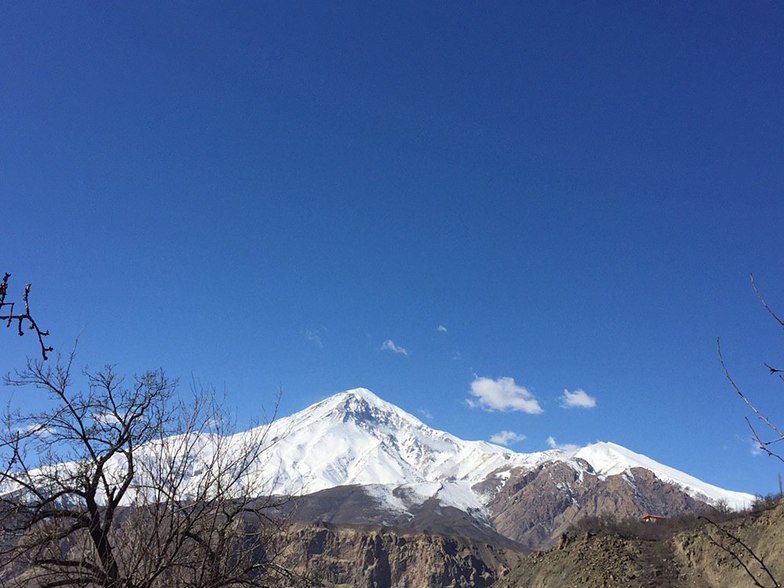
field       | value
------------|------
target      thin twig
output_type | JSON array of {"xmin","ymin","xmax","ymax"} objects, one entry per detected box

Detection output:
[
  {"xmin": 699, "ymin": 515, "xmax": 780, "ymax": 588},
  {"xmin": 751, "ymin": 274, "xmax": 784, "ymax": 329},
  {"xmin": 746, "ymin": 417, "xmax": 784, "ymax": 465},
  {"xmin": 718, "ymin": 339, "xmax": 784, "ymax": 441}
]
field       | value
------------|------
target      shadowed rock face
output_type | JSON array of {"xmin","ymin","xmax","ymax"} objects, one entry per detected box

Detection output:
[
  {"xmin": 284, "ymin": 485, "xmax": 524, "ymax": 550},
  {"xmin": 283, "ymin": 461, "xmax": 718, "ymax": 553}
]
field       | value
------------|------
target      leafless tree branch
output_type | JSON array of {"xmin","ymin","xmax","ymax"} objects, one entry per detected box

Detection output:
[
  {"xmin": 0, "ymin": 273, "xmax": 53, "ymax": 360},
  {"xmin": 714, "ymin": 276, "xmax": 783, "ymax": 588},
  {"xmin": 752, "ymin": 274, "xmax": 784, "ymax": 330},
  {"xmin": 718, "ymin": 338, "xmax": 784, "ymax": 460}
]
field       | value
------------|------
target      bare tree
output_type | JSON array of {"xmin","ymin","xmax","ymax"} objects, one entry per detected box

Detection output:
[
  {"xmin": 718, "ymin": 275, "xmax": 784, "ymax": 464},
  {"xmin": 0, "ymin": 273, "xmax": 52, "ymax": 360},
  {"xmin": 711, "ymin": 274, "xmax": 784, "ymax": 588},
  {"xmin": 0, "ymin": 353, "xmax": 297, "ymax": 587}
]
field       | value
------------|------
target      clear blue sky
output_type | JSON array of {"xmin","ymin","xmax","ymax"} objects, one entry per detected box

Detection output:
[{"xmin": 2, "ymin": 2, "xmax": 783, "ymax": 496}]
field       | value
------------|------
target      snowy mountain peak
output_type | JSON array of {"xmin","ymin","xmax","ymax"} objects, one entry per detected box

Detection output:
[
  {"xmin": 260, "ymin": 389, "xmax": 753, "ymax": 512},
  {"xmin": 328, "ymin": 387, "xmax": 383, "ymax": 405},
  {"xmin": 9, "ymin": 388, "xmax": 756, "ymax": 552},
  {"xmin": 304, "ymin": 387, "xmax": 427, "ymax": 431},
  {"xmin": 330, "ymin": 387, "xmax": 399, "ymax": 417}
]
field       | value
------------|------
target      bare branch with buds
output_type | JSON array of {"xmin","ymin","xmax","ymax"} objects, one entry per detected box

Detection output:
[{"xmin": 0, "ymin": 273, "xmax": 52, "ymax": 360}]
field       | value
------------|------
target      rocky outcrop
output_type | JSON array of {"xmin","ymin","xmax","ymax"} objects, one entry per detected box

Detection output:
[
  {"xmin": 271, "ymin": 522, "xmax": 521, "ymax": 588},
  {"xmin": 496, "ymin": 532, "xmax": 672, "ymax": 588},
  {"xmin": 495, "ymin": 501, "xmax": 784, "ymax": 587},
  {"xmin": 487, "ymin": 462, "xmax": 711, "ymax": 549},
  {"xmin": 272, "ymin": 503, "xmax": 784, "ymax": 587},
  {"xmin": 673, "ymin": 501, "xmax": 784, "ymax": 587}
]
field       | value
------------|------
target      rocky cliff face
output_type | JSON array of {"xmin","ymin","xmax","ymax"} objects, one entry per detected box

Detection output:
[{"xmin": 272, "ymin": 522, "xmax": 521, "ymax": 588}]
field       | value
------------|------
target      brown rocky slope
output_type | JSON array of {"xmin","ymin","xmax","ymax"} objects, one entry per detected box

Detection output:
[
  {"xmin": 496, "ymin": 500, "xmax": 784, "ymax": 588},
  {"xmin": 268, "ymin": 501, "xmax": 784, "ymax": 587},
  {"xmin": 271, "ymin": 522, "xmax": 523, "ymax": 588},
  {"xmin": 487, "ymin": 461, "xmax": 713, "ymax": 550}
]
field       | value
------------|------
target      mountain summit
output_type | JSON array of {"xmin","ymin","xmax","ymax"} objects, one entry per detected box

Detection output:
[{"xmin": 296, "ymin": 387, "xmax": 428, "ymax": 429}]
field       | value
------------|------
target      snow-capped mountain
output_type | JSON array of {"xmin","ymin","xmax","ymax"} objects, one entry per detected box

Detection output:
[
  {"xmin": 230, "ymin": 387, "xmax": 757, "ymax": 549},
  {"xmin": 255, "ymin": 388, "xmax": 550, "ymax": 509},
  {"xmin": 4, "ymin": 387, "xmax": 754, "ymax": 550},
  {"xmin": 242, "ymin": 388, "xmax": 752, "ymax": 516}
]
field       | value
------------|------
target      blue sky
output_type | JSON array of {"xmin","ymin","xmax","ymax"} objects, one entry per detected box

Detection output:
[{"xmin": 2, "ymin": 2, "xmax": 783, "ymax": 496}]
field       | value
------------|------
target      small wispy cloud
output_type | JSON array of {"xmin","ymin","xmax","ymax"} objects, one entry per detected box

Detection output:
[
  {"xmin": 466, "ymin": 376, "xmax": 543, "ymax": 414},
  {"xmin": 14, "ymin": 423, "xmax": 53, "ymax": 438},
  {"xmin": 304, "ymin": 327, "xmax": 324, "ymax": 348},
  {"xmin": 436, "ymin": 325, "xmax": 448, "ymax": 333},
  {"xmin": 560, "ymin": 388, "xmax": 597, "ymax": 409},
  {"xmin": 381, "ymin": 339, "xmax": 408, "ymax": 357},
  {"xmin": 490, "ymin": 430, "xmax": 526, "ymax": 446},
  {"xmin": 93, "ymin": 412, "xmax": 120, "ymax": 425},
  {"xmin": 750, "ymin": 438, "xmax": 763, "ymax": 457},
  {"xmin": 417, "ymin": 408, "xmax": 433, "ymax": 420},
  {"xmin": 546, "ymin": 436, "xmax": 580, "ymax": 453}
]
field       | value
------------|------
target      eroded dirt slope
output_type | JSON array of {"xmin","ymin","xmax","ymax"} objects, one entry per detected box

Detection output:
[{"xmin": 497, "ymin": 502, "xmax": 784, "ymax": 588}]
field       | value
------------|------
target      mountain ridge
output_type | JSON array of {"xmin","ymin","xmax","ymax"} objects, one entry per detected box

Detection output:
[
  {"xmin": 2, "ymin": 386, "xmax": 757, "ymax": 552},
  {"xmin": 251, "ymin": 387, "xmax": 752, "ymax": 513}
]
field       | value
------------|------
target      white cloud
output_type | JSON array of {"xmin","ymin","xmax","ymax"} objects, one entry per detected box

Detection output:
[
  {"xmin": 304, "ymin": 328, "xmax": 324, "ymax": 348},
  {"xmin": 417, "ymin": 408, "xmax": 433, "ymax": 420},
  {"xmin": 490, "ymin": 430, "xmax": 526, "ymax": 446},
  {"xmin": 436, "ymin": 325, "xmax": 448, "ymax": 333},
  {"xmin": 466, "ymin": 376, "xmax": 543, "ymax": 414},
  {"xmin": 93, "ymin": 412, "xmax": 120, "ymax": 425},
  {"xmin": 381, "ymin": 339, "xmax": 408, "ymax": 356},
  {"xmin": 560, "ymin": 388, "xmax": 596, "ymax": 409},
  {"xmin": 15, "ymin": 423, "xmax": 53, "ymax": 438},
  {"xmin": 750, "ymin": 438, "xmax": 763, "ymax": 457},
  {"xmin": 546, "ymin": 436, "xmax": 580, "ymax": 453}
]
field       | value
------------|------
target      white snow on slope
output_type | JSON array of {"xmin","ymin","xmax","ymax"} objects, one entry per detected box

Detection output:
[
  {"xmin": 235, "ymin": 388, "xmax": 753, "ymax": 511},
  {"xmin": 4, "ymin": 388, "xmax": 754, "ymax": 514},
  {"xmin": 246, "ymin": 388, "xmax": 550, "ymax": 496}
]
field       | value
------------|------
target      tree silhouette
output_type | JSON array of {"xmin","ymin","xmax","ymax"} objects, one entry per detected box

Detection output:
[
  {"xmin": 0, "ymin": 355, "xmax": 296, "ymax": 587},
  {"xmin": 0, "ymin": 273, "xmax": 52, "ymax": 360}
]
